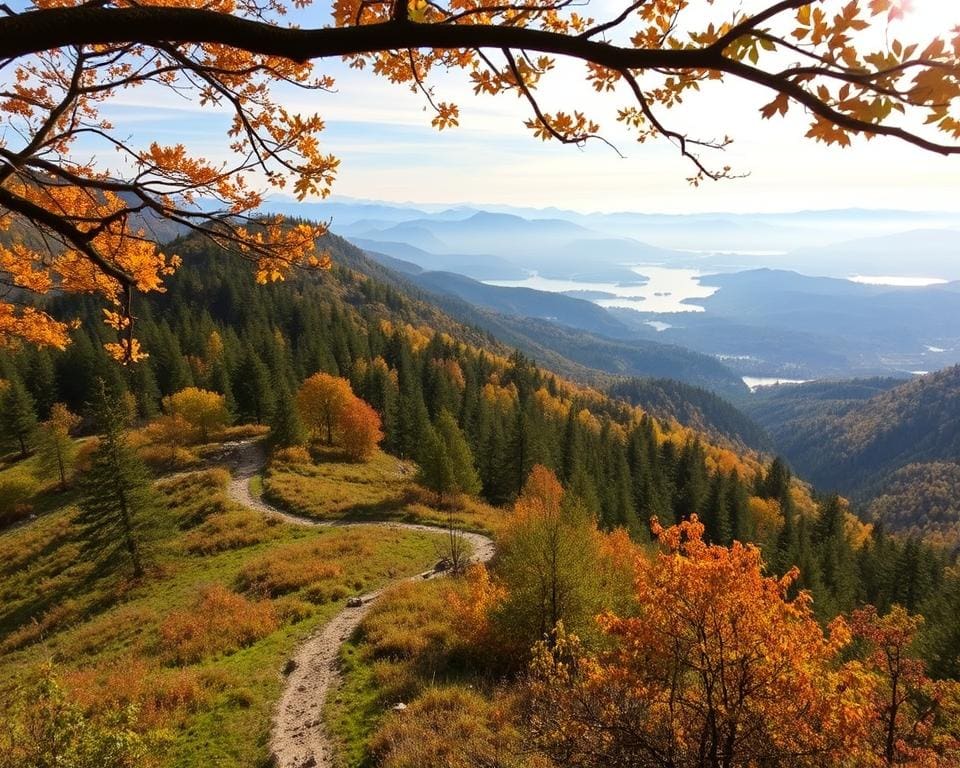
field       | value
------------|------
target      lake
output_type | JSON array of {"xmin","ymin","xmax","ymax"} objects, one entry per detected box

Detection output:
[
  {"xmin": 486, "ymin": 265, "xmax": 718, "ymax": 313},
  {"xmin": 742, "ymin": 377, "xmax": 810, "ymax": 391}
]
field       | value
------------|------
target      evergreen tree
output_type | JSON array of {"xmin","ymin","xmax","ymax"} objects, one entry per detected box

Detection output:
[
  {"xmin": 417, "ymin": 423, "xmax": 456, "ymax": 503},
  {"xmin": 672, "ymin": 438, "xmax": 708, "ymax": 523},
  {"xmin": 26, "ymin": 349, "xmax": 57, "ymax": 420},
  {"xmin": 128, "ymin": 359, "xmax": 162, "ymax": 419},
  {"xmin": 435, "ymin": 409, "xmax": 481, "ymax": 497},
  {"xmin": 0, "ymin": 377, "xmax": 38, "ymax": 458},
  {"xmin": 704, "ymin": 472, "xmax": 732, "ymax": 545},
  {"xmin": 814, "ymin": 496, "xmax": 858, "ymax": 617},
  {"xmin": 233, "ymin": 349, "xmax": 275, "ymax": 424},
  {"xmin": 78, "ymin": 382, "xmax": 155, "ymax": 578},
  {"xmin": 269, "ymin": 384, "xmax": 307, "ymax": 449},
  {"xmin": 208, "ymin": 357, "xmax": 236, "ymax": 417}
]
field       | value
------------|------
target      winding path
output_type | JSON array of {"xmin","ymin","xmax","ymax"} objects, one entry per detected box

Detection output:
[{"xmin": 221, "ymin": 442, "xmax": 495, "ymax": 768}]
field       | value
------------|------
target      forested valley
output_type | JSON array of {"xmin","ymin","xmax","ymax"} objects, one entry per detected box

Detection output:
[{"xmin": 2, "ymin": 229, "xmax": 959, "ymax": 767}]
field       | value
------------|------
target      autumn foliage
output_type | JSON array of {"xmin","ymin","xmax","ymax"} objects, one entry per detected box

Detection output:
[
  {"xmin": 1, "ymin": 0, "xmax": 959, "ymax": 359},
  {"xmin": 296, "ymin": 373, "xmax": 383, "ymax": 460},
  {"xmin": 162, "ymin": 387, "xmax": 230, "ymax": 443},
  {"xmin": 159, "ymin": 584, "xmax": 279, "ymax": 665},
  {"xmin": 525, "ymin": 516, "xmax": 960, "ymax": 768}
]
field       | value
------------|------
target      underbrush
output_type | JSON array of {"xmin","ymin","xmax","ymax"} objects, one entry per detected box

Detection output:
[{"xmin": 0, "ymin": 467, "xmax": 443, "ymax": 768}]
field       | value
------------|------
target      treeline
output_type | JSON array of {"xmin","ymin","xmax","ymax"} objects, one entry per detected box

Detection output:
[
  {"xmin": 0, "ymin": 235, "xmax": 955, "ymax": 639},
  {"xmin": 608, "ymin": 376, "xmax": 772, "ymax": 451}
]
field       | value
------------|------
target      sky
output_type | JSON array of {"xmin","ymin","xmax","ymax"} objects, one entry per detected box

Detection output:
[{"xmin": 90, "ymin": 0, "xmax": 960, "ymax": 214}]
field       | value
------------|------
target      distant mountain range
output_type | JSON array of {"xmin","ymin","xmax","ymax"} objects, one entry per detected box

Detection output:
[
  {"xmin": 743, "ymin": 369, "xmax": 960, "ymax": 545},
  {"xmin": 609, "ymin": 269, "xmax": 960, "ymax": 380},
  {"xmin": 263, "ymin": 197, "xmax": 960, "ymax": 279}
]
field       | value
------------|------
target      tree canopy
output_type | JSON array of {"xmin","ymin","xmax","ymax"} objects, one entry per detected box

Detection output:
[{"xmin": 1, "ymin": 0, "xmax": 958, "ymax": 358}]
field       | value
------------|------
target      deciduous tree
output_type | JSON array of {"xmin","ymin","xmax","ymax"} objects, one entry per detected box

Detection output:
[
  {"xmin": 851, "ymin": 605, "xmax": 960, "ymax": 767},
  {"xmin": 339, "ymin": 396, "xmax": 384, "ymax": 461},
  {"xmin": 1, "ymin": 0, "xmax": 958, "ymax": 357},
  {"xmin": 495, "ymin": 465, "xmax": 602, "ymax": 654},
  {"xmin": 162, "ymin": 387, "xmax": 230, "ymax": 443},
  {"xmin": 527, "ymin": 515, "xmax": 861, "ymax": 768},
  {"xmin": 297, "ymin": 372, "xmax": 354, "ymax": 444},
  {"xmin": 36, "ymin": 402, "xmax": 82, "ymax": 490}
]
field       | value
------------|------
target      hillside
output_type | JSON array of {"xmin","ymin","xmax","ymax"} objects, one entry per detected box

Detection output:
[
  {"xmin": 744, "ymin": 369, "xmax": 960, "ymax": 541},
  {"xmin": 3, "ymin": 227, "xmax": 960, "ymax": 768},
  {"xmin": 609, "ymin": 378, "xmax": 771, "ymax": 452},
  {"xmin": 352, "ymin": 240, "xmax": 749, "ymax": 398}
]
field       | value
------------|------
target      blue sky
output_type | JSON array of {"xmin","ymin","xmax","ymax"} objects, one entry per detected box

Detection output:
[{"xmin": 75, "ymin": 1, "xmax": 960, "ymax": 213}]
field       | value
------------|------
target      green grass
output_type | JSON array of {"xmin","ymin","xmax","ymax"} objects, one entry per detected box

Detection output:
[
  {"xmin": 264, "ymin": 448, "xmax": 504, "ymax": 535},
  {"xmin": 0, "ymin": 464, "xmax": 445, "ymax": 768},
  {"xmin": 248, "ymin": 475, "xmax": 264, "ymax": 500}
]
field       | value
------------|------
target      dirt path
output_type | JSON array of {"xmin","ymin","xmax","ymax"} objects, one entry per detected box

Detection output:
[{"xmin": 221, "ymin": 442, "xmax": 495, "ymax": 768}]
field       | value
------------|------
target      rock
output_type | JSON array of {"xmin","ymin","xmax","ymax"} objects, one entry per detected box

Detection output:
[
  {"xmin": 392, "ymin": 702, "xmax": 407, "ymax": 712},
  {"xmin": 346, "ymin": 596, "xmax": 363, "ymax": 608},
  {"xmin": 283, "ymin": 658, "xmax": 297, "ymax": 676},
  {"xmin": 302, "ymin": 757, "xmax": 317, "ymax": 768}
]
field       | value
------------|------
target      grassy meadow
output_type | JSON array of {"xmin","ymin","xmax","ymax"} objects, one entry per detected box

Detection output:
[
  {"xmin": 264, "ymin": 446, "xmax": 505, "ymax": 535},
  {"xmin": 0, "ymin": 464, "xmax": 446, "ymax": 768}
]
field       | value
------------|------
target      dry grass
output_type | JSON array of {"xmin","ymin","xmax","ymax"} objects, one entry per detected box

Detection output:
[
  {"xmin": 265, "ymin": 447, "xmax": 506, "ymax": 534},
  {"xmin": 183, "ymin": 507, "xmax": 282, "ymax": 554},
  {"xmin": 369, "ymin": 686, "xmax": 529, "ymax": 768},
  {"xmin": 0, "ymin": 466, "xmax": 444, "ymax": 768},
  {"xmin": 236, "ymin": 527, "xmax": 439, "ymax": 603},
  {"xmin": 330, "ymin": 577, "xmax": 531, "ymax": 768}
]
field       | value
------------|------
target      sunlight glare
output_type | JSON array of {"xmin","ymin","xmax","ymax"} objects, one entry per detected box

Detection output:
[{"xmin": 889, "ymin": 0, "xmax": 960, "ymax": 44}]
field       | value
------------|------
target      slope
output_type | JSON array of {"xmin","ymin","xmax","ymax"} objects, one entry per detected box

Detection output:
[{"xmin": 743, "ymin": 369, "xmax": 960, "ymax": 541}]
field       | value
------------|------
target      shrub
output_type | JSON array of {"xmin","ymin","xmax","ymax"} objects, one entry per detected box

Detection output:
[
  {"xmin": 159, "ymin": 584, "xmax": 279, "ymax": 664},
  {"xmin": 271, "ymin": 445, "xmax": 312, "ymax": 466},
  {"xmin": 0, "ymin": 665, "xmax": 165, "ymax": 768},
  {"xmin": 183, "ymin": 509, "xmax": 277, "ymax": 554}
]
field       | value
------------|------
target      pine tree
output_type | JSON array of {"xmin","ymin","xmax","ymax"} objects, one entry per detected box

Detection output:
[
  {"xmin": 0, "ymin": 377, "xmax": 38, "ymax": 458},
  {"xmin": 435, "ymin": 409, "xmax": 481, "ymax": 497},
  {"xmin": 233, "ymin": 349, "xmax": 275, "ymax": 424},
  {"xmin": 26, "ymin": 349, "xmax": 57, "ymax": 420},
  {"xmin": 208, "ymin": 357, "xmax": 236, "ymax": 418},
  {"xmin": 269, "ymin": 384, "xmax": 306, "ymax": 448},
  {"xmin": 704, "ymin": 472, "xmax": 732, "ymax": 545},
  {"xmin": 417, "ymin": 423, "xmax": 456, "ymax": 503},
  {"xmin": 673, "ymin": 438, "xmax": 708, "ymax": 524},
  {"xmin": 815, "ymin": 496, "xmax": 858, "ymax": 617},
  {"xmin": 78, "ymin": 381, "xmax": 155, "ymax": 578},
  {"xmin": 128, "ymin": 359, "xmax": 162, "ymax": 419}
]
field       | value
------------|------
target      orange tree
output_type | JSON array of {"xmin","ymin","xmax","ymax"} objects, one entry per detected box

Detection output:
[
  {"xmin": 1, "ymin": 0, "xmax": 959, "ymax": 358},
  {"xmin": 851, "ymin": 605, "xmax": 960, "ymax": 767},
  {"xmin": 526, "ymin": 515, "xmax": 868, "ymax": 768}
]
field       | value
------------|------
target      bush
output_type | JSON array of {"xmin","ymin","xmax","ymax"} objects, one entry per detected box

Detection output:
[
  {"xmin": 159, "ymin": 584, "xmax": 279, "ymax": 664},
  {"xmin": 271, "ymin": 445, "xmax": 312, "ymax": 466},
  {"xmin": 0, "ymin": 665, "xmax": 165, "ymax": 768}
]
